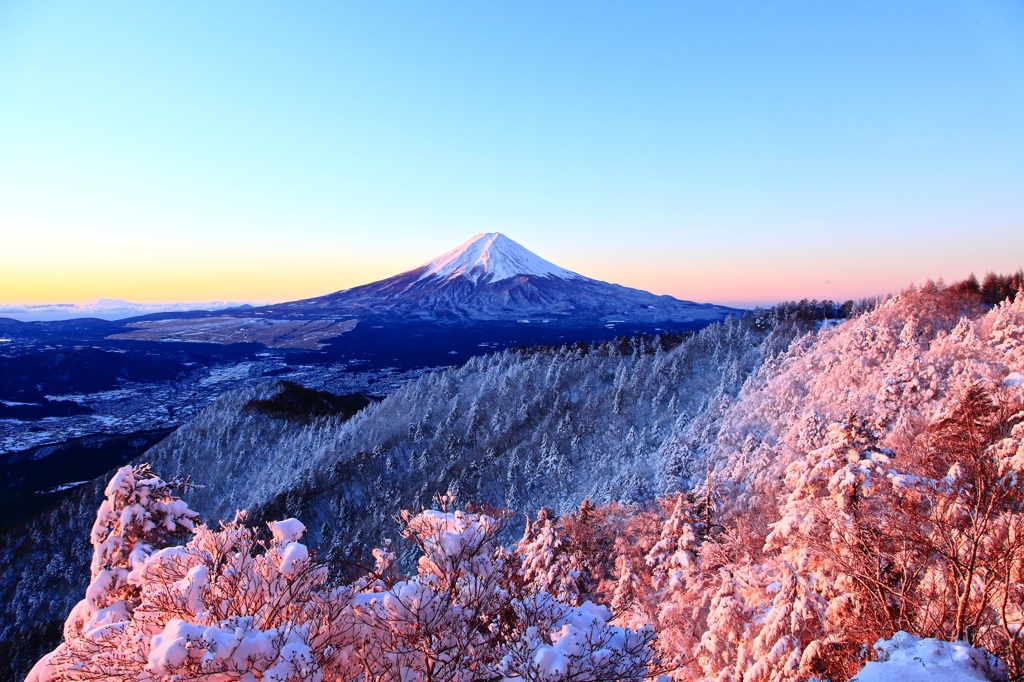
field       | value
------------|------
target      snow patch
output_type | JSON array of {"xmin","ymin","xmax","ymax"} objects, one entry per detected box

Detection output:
[
  {"xmin": 851, "ymin": 632, "xmax": 1006, "ymax": 682},
  {"xmin": 278, "ymin": 542, "xmax": 310, "ymax": 577},
  {"xmin": 269, "ymin": 518, "xmax": 306, "ymax": 543},
  {"xmin": 1004, "ymin": 371, "xmax": 1024, "ymax": 387}
]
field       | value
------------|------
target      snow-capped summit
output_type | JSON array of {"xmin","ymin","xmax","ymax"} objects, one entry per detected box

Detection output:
[
  {"xmin": 256, "ymin": 233, "xmax": 741, "ymax": 324},
  {"xmin": 415, "ymin": 233, "xmax": 581, "ymax": 284}
]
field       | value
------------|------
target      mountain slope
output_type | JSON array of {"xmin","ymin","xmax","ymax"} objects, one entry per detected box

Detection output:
[
  {"xmin": 257, "ymin": 233, "xmax": 740, "ymax": 323},
  {"xmin": 0, "ymin": 316, "xmax": 797, "ymax": 681},
  {"xmin": 7, "ymin": 283, "xmax": 1023, "ymax": 681}
]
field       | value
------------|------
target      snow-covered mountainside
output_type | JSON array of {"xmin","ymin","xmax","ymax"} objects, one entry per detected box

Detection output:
[
  {"xmin": 0, "ymin": 314, "xmax": 799, "ymax": 680},
  {"xmin": 257, "ymin": 233, "xmax": 739, "ymax": 323}
]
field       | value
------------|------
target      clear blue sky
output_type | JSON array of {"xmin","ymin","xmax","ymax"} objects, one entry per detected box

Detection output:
[{"xmin": 1, "ymin": 1, "xmax": 1022, "ymax": 307}]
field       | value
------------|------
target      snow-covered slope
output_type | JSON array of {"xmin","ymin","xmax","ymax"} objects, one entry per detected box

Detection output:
[
  {"xmin": 258, "ymin": 233, "xmax": 740, "ymax": 324},
  {"xmin": 416, "ymin": 233, "xmax": 581, "ymax": 284},
  {"xmin": 0, "ymin": 314, "xmax": 795, "ymax": 682},
  {"xmin": 6, "ymin": 282, "xmax": 1024, "ymax": 681}
]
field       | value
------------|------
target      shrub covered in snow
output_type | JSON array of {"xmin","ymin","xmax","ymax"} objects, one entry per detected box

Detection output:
[{"xmin": 27, "ymin": 467, "xmax": 657, "ymax": 682}]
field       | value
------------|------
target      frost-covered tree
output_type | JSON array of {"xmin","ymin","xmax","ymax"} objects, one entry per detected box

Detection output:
[
  {"xmin": 498, "ymin": 596, "xmax": 655, "ymax": 682},
  {"xmin": 345, "ymin": 503, "xmax": 514, "ymax": 682},
  {"xmin": 694, "ymin": 571, "xmax": 752, "ymax": 682},
  {"xmin": 646, "ymin": 492, "xmax": 704, "ymax": 593},
  {"xmin": 58, "ymin": 465, "xmax": 199, "ymax": 646},
  {"xmin": 740, "ymin": 564, "xmax": 826, "ymax": 682},
  {"xmin": 518, "ymin": 508, "xmax": 583, "ymax": 605},
  {"xmin": 28, "ymin": 467, "xmax": 660, "ymax": 682},
  {"xmin": 642, "ymin": 492, "xmax": 711, "ymax": 675}
]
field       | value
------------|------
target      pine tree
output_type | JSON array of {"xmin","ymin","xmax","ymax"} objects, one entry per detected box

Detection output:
[
  {"xmin": 517, "ymin": 508, "xmax": 582, "ymax": 605},
  {"xmin": 695, "ymin": 571, "xmax": 752, "ymax": 682},
  {"xmin": 741, "ymin": 564, "xmax": 826, "ymax": 682}
]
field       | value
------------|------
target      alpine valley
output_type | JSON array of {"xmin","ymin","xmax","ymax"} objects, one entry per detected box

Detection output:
[{"xmin": 0, "ymin": 234, "xmax": 738, "ymax": 526}]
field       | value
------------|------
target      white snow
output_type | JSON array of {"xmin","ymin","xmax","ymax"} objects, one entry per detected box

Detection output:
[
  {"xmin": 413, "ymin": 233, "xmax": 581, "ymax": 284},
  {"xmin": 851, "ymin": 632, "xmax": 1006, "ymax": 682},
  {"xmin": 1004, "ymin": 371, "xmax": 1024, "ymax": 387},
  {"xmin": 146, "ymin": 619, "xmax": 205, "ymax": 675},
  {"xmin": 269, "ymin": 518, "xmax": 306, "ymax": 543},
  {"xmin": 278, "ymin": 542, "xmax": 310, "ymax": 577},
  {"xmin": 199, "ymin": 363, "xmax": 254, "ymax": 386},
  {"xmin": 499, "ymin": 594, "xmax": 653, "ymax": 682}
]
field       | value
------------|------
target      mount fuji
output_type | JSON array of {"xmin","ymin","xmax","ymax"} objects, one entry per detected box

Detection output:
[
  {"xmin": 257, "ymin": 233, "xmax": 740, "ymax": 324},
  {"xmin": 103, "ymin": 234, "xmax": 741, "ymax": 354}
]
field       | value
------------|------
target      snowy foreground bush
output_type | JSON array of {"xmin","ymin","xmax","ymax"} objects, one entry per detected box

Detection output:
[
  {"xmin": 27, "ymin": 465, "xmax": 656, "ymax": 682},
  {"xmin": 851, "ymin": 632, "xmax": 1006, "ymax": 682}
]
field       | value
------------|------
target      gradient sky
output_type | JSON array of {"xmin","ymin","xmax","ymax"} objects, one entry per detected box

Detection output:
[{"xmin": 1, "ymin": 1, "xmax": 1022, "ymax": 308}]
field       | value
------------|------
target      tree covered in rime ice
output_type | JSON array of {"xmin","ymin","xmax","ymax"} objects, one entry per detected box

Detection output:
[
  {"xmin": 28, "ymin": 466, "xmax": 658, "ymax": 682},
  {"xmin": 517, "ymin": 508, "xmax": 584, "ymax": 606},
  {"xmin": 63, "ymin": 464, "xmax": 199, "ymax": 647}
]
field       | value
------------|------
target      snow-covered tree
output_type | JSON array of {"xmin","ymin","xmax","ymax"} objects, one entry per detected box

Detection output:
[
  {"xmin": 694, "ymin": 571, "xmax": 753, "ymax": 682},
  {"xmin": 345, "ymin": 505, "xmax": 513, "ymax": 682},
  {"xmin": 28, "ymin": 468, "xmax": 660, "ymax": 682},
  {"xmin": 518, "ymin": 508, "xmax": 583, "ymax": 605},
  {"xmin": 646, "ymin": 492, "xmax": 704, "ymax": 593},
  {"xmin": 740, "ymin": 564, "xmax": 826, "ymax": 682},
  {"xmin": 47, "ymin": 465, "xmax": 199, "ymax": 658},
  {"xmin": 498, "ymin": 595, "xmax": 655, "ymax": 682}
]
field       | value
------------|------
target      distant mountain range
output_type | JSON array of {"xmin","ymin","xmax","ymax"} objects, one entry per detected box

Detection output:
[{"xmin": 0, "ymin": 298, "xmax": 248, "ymax": 322}]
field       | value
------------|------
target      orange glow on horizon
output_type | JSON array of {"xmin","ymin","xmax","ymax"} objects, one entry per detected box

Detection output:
[
  {"xmin": 1, "ymin": 255, "xmax": 1002, "ymax": 310},
  {"xmin": 2, "ymin": 226, "xmax": 1019, "ymax": 309}
]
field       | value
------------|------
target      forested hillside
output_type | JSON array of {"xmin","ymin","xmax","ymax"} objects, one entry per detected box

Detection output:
[
  {"xmin": 519, "ymin": 281, "xmax": 1024, "ymax": 681},
  {"xmin": 1, "ymin": 311, "xmax": 805, "ymax": 681}
]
